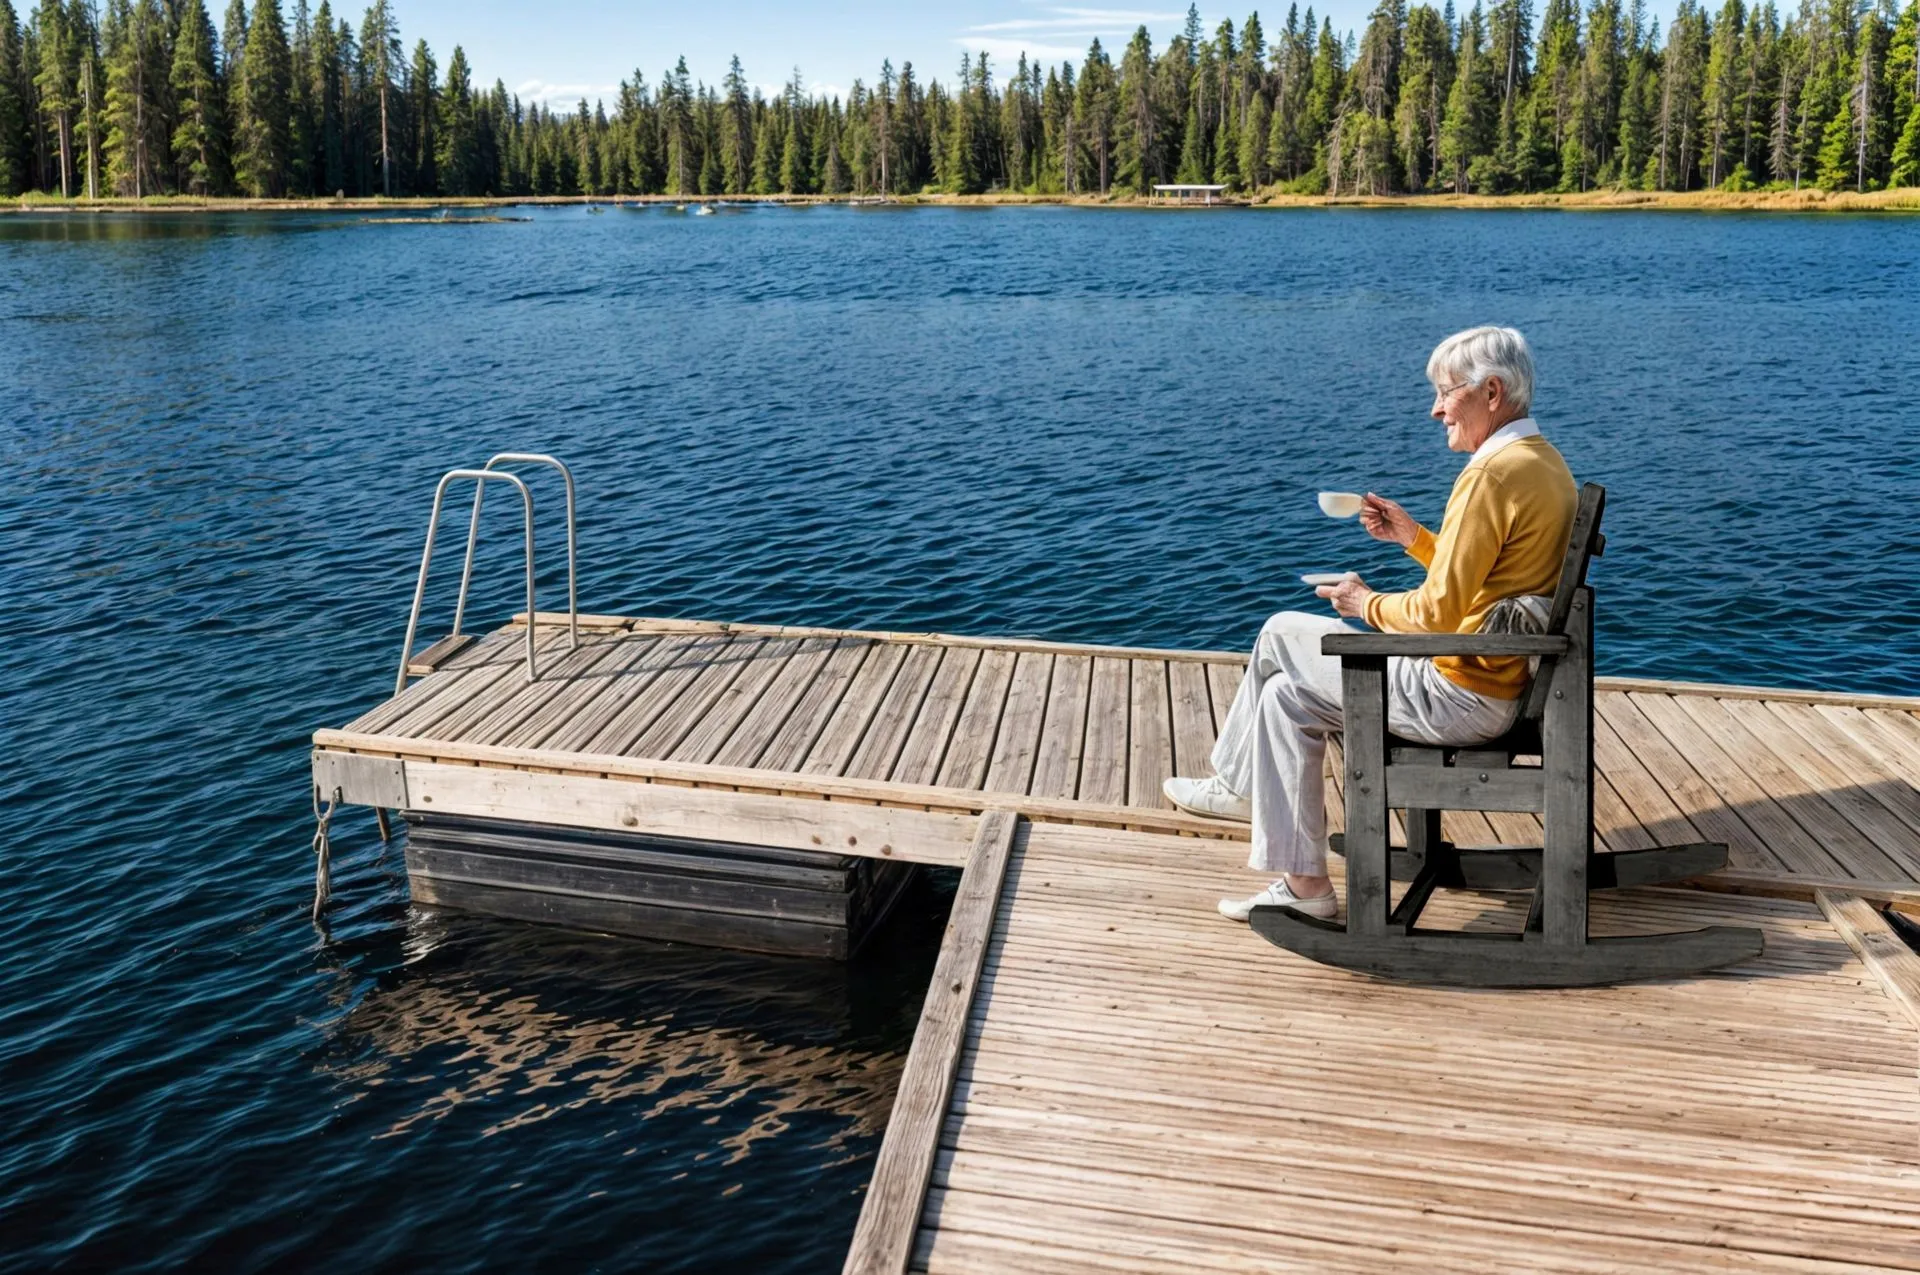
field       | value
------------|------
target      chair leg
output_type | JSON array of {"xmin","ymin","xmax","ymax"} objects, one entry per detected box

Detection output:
[
  {"xmin": 1341, "ymin": 657, "xmax": 1391, "ymax": 937},
  {"xmin": 1389, "ymin": 807, "xmax": 1450, "ymax": 931},
  {"xmin": 1537, "ymin": 589, "xmax": 1594, "ymax": 949}
]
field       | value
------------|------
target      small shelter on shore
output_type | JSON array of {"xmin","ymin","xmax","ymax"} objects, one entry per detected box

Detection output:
[{"xmin": 1151, "ymin": 183, "xmax": 1230, "ymax": 205}]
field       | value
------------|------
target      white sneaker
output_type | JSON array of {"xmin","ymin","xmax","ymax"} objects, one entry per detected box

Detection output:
[
  {"xmin": 1218, "ymin": 879, "xmax": 1339, "ymax": 922},
  {"xmin": 1164, "ymin": 775, "xmax": 1251, "ymax": 822}
]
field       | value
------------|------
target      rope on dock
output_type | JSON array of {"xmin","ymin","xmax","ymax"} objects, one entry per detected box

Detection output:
[{"xmin": 311, "ymin": 788, "xmax": 339, "ymax": 920}]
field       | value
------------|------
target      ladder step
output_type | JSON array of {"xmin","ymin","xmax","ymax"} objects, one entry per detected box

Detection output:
[{"xmin": 407, "ymin": 632, "xmax": 478, "ymax": 676}]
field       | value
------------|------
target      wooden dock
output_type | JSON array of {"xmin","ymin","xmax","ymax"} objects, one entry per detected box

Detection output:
[{"xmin": 312, "ymin": 612, "xmax": 1920, "ymax": 1271}]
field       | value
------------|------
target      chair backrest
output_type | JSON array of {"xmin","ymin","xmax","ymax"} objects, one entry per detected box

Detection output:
[{"xmin": 1519, "ymin": 482, "xmax": 1607, "ymax": 722}]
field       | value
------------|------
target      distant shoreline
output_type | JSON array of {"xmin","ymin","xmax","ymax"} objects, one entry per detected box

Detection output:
[{"xmin": 9, "ymin": 188, "xmax": 1920, "ymax": 215}]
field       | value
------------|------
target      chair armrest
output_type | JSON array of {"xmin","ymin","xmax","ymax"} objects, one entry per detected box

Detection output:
[{"xmin": 1322, "ymin": 633, "xmax": 1570, "ymax": 658}]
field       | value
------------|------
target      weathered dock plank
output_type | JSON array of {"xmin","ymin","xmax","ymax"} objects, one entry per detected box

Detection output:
[
  {"xmin": 982, "ymin": 653, "xmax": 1052, "ymax": 796},
  {"xmin": 843, "ymin": 645, "xmax": 945, "ymax": 783},
  {"xmin": 1127, "ymin": 658, "xmax": 1173, "ymax": 810},
  {"xmin": 936, "ymin": 648, "xmax": 1017, "ymax": 791},
  {"xmin": 889, "ymin": 647, "xmax": 983, "ymax": 787},
  {"xmin": 843, "ymin": 811, "xmax": 1020, "ymax": 1275},
  {"xmin": 805, "ymin": 643, "xmax": 912, "ymax": 777},
  {"xmin": 889, "ymin": 822, "xmax": 1920, "ymax": 1274},
  {"xmin": 402, "ymin": 758, "xmax": 978, "ymax": 867},
  {"xmin": 1027, "ymin": 654, "xmax": 1090, "ymax": 802},
  {"xmin": 1078, "ymin": 656, "xmax": 1130, "ymax": 806}
]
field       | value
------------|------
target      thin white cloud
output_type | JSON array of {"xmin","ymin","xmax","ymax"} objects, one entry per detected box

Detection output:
[
  {"xmin": 957, "ymin": 35, "xmax": 1097, "ymax": 65},
  {"xmin": 516, "ymin": 79, "xmax": 620, "ymax": 105},
  {"xmin": 969, "ymin": 9, "xmax": 1182, "ymax": 33},
  {"xmin": 956, "ymin": 4, "xmax": 1183, "ymax": 67}
]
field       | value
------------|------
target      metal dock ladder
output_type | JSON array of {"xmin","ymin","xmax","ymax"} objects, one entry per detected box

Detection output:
[{"xmin": 395, "ymin": 452, "xmax": 580, "ymax": 694}]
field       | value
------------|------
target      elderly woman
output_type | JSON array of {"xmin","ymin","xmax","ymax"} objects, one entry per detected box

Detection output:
[{"xmin": 1164, "ymin": 326, "xmax": 1578, "ymax": 922}]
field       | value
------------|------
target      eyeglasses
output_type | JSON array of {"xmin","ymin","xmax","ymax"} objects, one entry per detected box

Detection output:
[{"xmin": 1432, "ymin": 379, "xmax": 1478, "ymax": 403}]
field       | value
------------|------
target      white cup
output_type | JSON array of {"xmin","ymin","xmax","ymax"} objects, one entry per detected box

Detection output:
[{"xmin": 1318, "ymin": 491, "xmax": 1363, "ymax": 518}]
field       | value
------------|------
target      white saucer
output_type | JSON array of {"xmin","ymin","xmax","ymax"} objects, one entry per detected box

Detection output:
[{"xmin": 1301, "ymin": 572, "xmax": 1351, "ymax": 587}]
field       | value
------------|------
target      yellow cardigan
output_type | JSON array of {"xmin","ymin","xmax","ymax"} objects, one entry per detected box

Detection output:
[{"xmin": 1362, "ymin": 434, "xmax": 1578, "ymax": 700}]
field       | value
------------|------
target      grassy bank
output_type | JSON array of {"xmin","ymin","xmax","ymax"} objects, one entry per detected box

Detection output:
[{"xmin": 10, "ymin": 186, "xmax": 1920, "ymax": 214}]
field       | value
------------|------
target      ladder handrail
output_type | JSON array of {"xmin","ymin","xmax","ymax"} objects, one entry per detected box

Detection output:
[
  {"xmin": 452, "ymin": 453, "xmax": 578, "ymax": 654},
  {"xmin": 397, "ymin": 469, "xmax": 537, "ymax": 696}
]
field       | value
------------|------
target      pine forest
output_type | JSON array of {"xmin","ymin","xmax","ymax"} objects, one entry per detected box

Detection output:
[{"xmin": 0, "ymin": 0, "xmax": 1916, "ymax": 203}]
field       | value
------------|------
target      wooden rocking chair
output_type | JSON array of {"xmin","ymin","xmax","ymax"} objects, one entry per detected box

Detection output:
[{"xmin": 1250, "ymin": 483, "xmax": 1765, "ymax": 987}]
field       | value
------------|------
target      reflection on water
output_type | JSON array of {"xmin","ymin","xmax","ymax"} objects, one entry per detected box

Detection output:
[
  {"xmin": 0, "ymin": 210, "xmax": 362, "ymax": 241},
  {"xmin": 320, "ymin": 895, "xmax": 938, "ymax": 1160},
  {"xmin": 292, "ymin": 867, "xmax": 953, "ymax": 1272}
]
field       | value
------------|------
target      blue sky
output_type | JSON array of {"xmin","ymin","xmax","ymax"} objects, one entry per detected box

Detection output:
[{"xmin": 384, "ymin": 2, "xmax": 1382, "ymax": 107}]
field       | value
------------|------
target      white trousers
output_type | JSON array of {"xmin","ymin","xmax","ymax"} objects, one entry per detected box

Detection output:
[{"xmin": 1210, "ymin": 612, "xmax": 1521, "ymax": 876}]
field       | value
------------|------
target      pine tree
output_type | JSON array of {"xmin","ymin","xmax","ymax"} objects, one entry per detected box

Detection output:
[
  {"xmin": 359, "ymin": 0, "xmax": 396, "ymax": 195},
  {"xmin": 34, "ymin": 0, "xmax": 76, "ymax": 195},
  {"xmin": 721, "ymin": 54, "xmax": 750, "ymax": 192},
  {"xmin": 233, "ymin": 0, "xmax": 289, "ymax": 195},
  {"xmin": 438, "ymin": 43, "xmax": 477, "ymax": 194},
  {"xmin": 103, "ymin": 0, "xmax": 167, "ymax": 197},
  {"xmin": 408, "ymin": 38, "xmax": 433, "ymax": 193},
  {"xmin": 663, "ymin": 56, "xmax": 694, "ymax": 193},
  {"xmin": 1532, "ymin": 0, "xmax": 1582, "ymax": 188},
  {"xmin": 1240, "ymin": 89, "xmax": 1272, "ymax": 185},
  {"xmin": 1653, "ymin": 1, "xmax": 1708, "ymax": 188},
  {"xmin": 286, "ymin": 0, "xmax": 313, "ymax": 194},
  {"xmin": 1442, "ymin": 3, "xmax": 1496, "ymax": 188},
  {"xmin": 777, "ymin": 68, "xmax": 807, "ymax": 192},
  {"xmin": 1116, "ymin": 26, "xmax": 1159, "ymax": 191},
  {"xmin": 311, "ymin": 0, "xmax": 343, "ymax": 194},
  {"xmin": 1078, "ymin": 39, "xmax": 1116, "ymax": 192},
  {"xmin": 1176, "ymin": 95, "xmax": 1207, "ymax": 178},
  {"xmin": 749, "ymin": 109, "xmax": 776, "ymax": 192},
  {"xmin": 1893, "ymin": 92, "xmax": 1920, "ymax": 182},
  {"xmin": 1212, "ymin": 94, "xmax": 1242, "ymax": 184},
  {"xmin": 220, "ymin": 0, "xmax": 245, "ymax": 80},
  {"xmin": 1305, "ymin": 16, "xmax": 1346, "ymax": 184},
  {"xmin": 1396, "ymin": 4, "xmax": 1452, "ymax": 189},
  {"xmin": 822, "ymin": 115, "xmax": 849, "ymax": 191},
  {"xmin": 1702, "ymin": 0, "xmax": 1748, "ymax": 185},
  {"xmin": 943, "ymin": 52, "xmax": 978, "ymax": 191},
  {"xmin": 1892, "ymin": 0, "xmax": 1920, "ymax": 184},
  {"xmin": 778, "ymin": 108, "xmax": 805, "ymax": 191},
  {"xmin": 167, "ymin": 0, "xmax": 224, "ymax": 193},
  {"xmin": 0, "ymin": 0, "xmax": 27, "ymax": 194},
  {"xmin": 70, "ymin": 2, "xmax": 105, "ymax": 199},
  {"xmin": 1577, "ymin": 0, "xmax": 1623, "ymax": 185},
  {"xmin": 573, "ymin": 97, "xmax": 597, "ymax": 193}
]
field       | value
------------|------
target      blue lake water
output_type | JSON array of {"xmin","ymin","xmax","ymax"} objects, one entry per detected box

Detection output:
[{"xmin": 3, "ymin": 204, "xmax": 1918, "ymax": 1271}]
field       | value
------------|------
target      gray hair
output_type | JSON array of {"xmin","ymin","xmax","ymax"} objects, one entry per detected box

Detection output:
[{"xmin": 1426, "ymin": 326, "xmax": 1535, "ymax": 416}]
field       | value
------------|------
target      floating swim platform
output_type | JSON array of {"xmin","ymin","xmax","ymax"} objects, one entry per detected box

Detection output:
[
  {"xmin": 312, "ymin": 611, "xmax": 1920, "ymax": 1268},
  {"xmin": 314, "ymin": 610, "xmax": 1920, "ymax": 914}
]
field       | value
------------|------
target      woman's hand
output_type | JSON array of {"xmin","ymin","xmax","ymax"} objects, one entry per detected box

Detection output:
[
  {"xmin": 1359, "ymin": 494, "xmax": 1417, "ymax": 548},
  {"xmin": 1316, "ymin": 573, "xmax": 1374, "ymax": 620}
]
